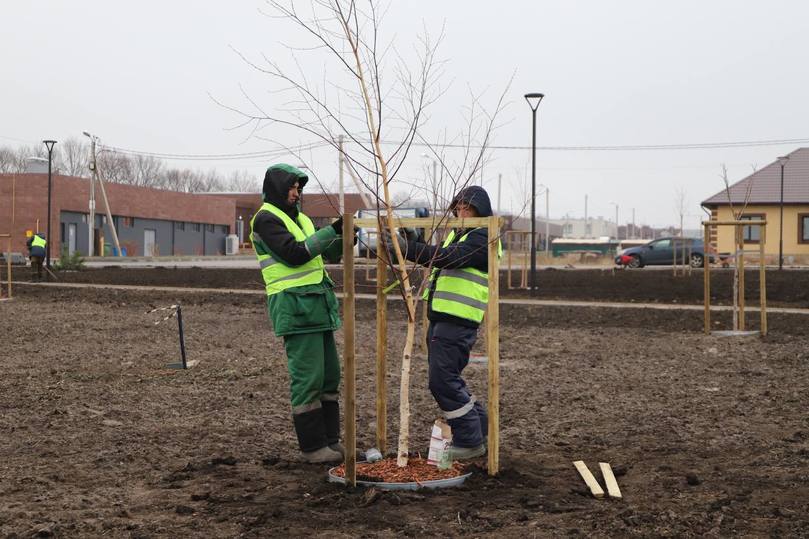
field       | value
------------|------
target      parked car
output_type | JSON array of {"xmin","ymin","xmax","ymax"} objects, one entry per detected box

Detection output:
[
  {"xmin": 615, "ymin": 237, "xmax": 714, "ymax": 268},
  {"xmin": 355, "ymin": 206, "xmax": 430, "ymax": 258}
]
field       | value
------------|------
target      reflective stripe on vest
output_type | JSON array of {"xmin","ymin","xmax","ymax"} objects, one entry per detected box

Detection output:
[
  {"xmin": 424, "ymin": 229, "xmax": 501, "ymax": 323},
  {"xmin": 31, "ymin": 235, "xmax": 47, "ymax": 248},
  {"xmin": 249, "ymin": 203, "xmax": 325, "ymax": 296}
]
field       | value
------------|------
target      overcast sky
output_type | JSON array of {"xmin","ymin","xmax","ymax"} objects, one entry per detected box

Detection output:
[{"xmin": 3, "ymin": 1, "xmax": 808, "ymax": 229}]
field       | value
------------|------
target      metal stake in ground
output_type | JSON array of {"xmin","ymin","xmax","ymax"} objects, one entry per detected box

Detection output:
[{"xmin": 169, "ymin": 304, "xmax": 188, "ymax": 370}]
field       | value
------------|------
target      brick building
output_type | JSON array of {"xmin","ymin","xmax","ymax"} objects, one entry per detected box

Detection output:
[
  {"xmin": 0, "ymin": 173, "xmax": 234, "ymax": 257},
  {"xmin": 0, "ymin": 173, "xmax": 375, "ymax": 258}
]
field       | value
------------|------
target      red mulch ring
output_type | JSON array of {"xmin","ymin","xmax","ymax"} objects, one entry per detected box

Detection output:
[{"xmin": 332, "ymin": 457, "xmax": 467, "ymax": 484}]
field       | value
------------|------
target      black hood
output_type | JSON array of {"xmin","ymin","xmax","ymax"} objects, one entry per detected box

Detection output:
[
  {"xmin": 451, "ymin": 185, "xmax": 493, "ymax": 217},
  {"xmin": 262, "ymin": 164, "xmax": 309, "ymax": 217}
]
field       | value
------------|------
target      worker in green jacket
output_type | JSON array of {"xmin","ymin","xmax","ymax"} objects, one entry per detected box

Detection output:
[{"xmin": 250, "ymin": 164, "xmax": 355, "ymax": 463}]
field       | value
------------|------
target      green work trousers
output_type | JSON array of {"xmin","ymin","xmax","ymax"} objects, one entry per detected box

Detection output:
[{"xmin": 284, "ymin": 330, "xmax": 340, "ymax": 411}]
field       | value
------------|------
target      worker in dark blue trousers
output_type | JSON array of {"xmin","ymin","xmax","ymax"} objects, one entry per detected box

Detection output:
[{"xmin": 384, "ymin": 185, "xmax": 499, "ymax": 460}]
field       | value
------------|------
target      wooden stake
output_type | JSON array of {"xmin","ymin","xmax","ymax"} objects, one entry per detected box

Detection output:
[
  {"xmin": 375, "ymin": 222, "xmax": 388, "ymax": 454},
  {"xmin": 342, "ymin": 213, "xmax": 356, "ymax": 486},
  {"xmin": 507, "ymin": 232, "xmax": 513, "ymax": 289},
  {"xmin": 738, "ymin": 225, "xmax": 745, "ymax": 331},
  {"xmin": 703, "ymin": 223, "xmax": 711, "ymax": 334},
  {"xmin": 573, "ymin": 461, "xmax": 605, "ymax": 498},
  {"xmin": 487, "ymin": 216, "xmax": 500, "ymax": 476},
  {"xmin": 760, "ymin": 224, "xmax": 767, "ymax": 336},
  {"xmin": 599, "ymin": 462, "xmax": 622, "ymax": 499}
]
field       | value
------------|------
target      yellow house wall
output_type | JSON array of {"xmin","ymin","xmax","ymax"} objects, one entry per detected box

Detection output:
[{"xmin": 712, "ymin": 205, "xmax": 809, "ymax": 257}]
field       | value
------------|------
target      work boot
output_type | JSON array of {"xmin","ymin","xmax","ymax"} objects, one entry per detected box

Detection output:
[
  {"xmin": 301, "ymin": 445, "xmax": 343, "ymax": 463},
  {"xmin": 447, "ymin": 443, "xmax": 486, "ymax": 461},
  {"xmin": 292, "ymin": 406, "xmax": 330, "ymax": 452},
  {"xmin": 321, "ymin": 399, "xmax": 342, "ymax": 456}
]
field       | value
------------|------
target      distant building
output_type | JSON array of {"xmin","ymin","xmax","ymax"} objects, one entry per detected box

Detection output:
[
  {"xmin": 0, "ymin": 172, "xmax": 380, "ymax": 257},
  {"xmin": 701, "ymin": 148, "xmax": 809, "ymax": 259},
  {"xmin": 0, "ymin": 173, "xmax": 233, "ymax": 257},
  {"xmin": 552, "ymin": 216, "xmax": 617, "ymax": 239}
]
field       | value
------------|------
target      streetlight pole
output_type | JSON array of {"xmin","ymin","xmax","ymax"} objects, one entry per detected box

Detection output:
[
  {"xmin": 42, "ymin": 139, "xmax": 57, "ymax": 269},
  {"xmin": 611, "ymin": 202, "xmax": 619, "ymax": 239},
  {"xmin": 777, "ymin": 155, "xmax": 789, "ymax": 270},
  {"xmin": 524, "ymin": 92, "xmax": 544, "ymax": 296}
]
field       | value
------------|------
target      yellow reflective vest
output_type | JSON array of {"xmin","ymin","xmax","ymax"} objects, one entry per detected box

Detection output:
[
  {"xmin": 424, "ymin": 229, "xmax": 501, "ymax": 324},
  {"xmin": 31, "ymin": 235, "xmax": 47, "ymax": 249},
  {"xmin": 250, "ymin": 203, "xmax": 325, "ymax": 296}
]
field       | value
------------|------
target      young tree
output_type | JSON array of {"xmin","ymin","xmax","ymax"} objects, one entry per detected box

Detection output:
[{"xmin": 222, "ymin": 0, "xmax": 508, "ymax": 466}]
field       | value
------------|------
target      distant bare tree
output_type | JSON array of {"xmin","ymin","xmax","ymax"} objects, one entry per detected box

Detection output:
[
  {"xmin": 0, "ymin": 146, "xmax": 16, "ymax": 173},
  {"xmin": 56, "ymin": 137, "xmax": 89, "ymax": 177}
]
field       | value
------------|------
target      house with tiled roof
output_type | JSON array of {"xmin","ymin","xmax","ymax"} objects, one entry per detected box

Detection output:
[{"xmin": 701, "ymin": 148, "xmax": 809, "ymax": 261}]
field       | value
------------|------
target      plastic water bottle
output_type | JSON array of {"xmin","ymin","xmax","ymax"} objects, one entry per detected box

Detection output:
[
  {"xmin": 438, "ymin": 445, "xmax": 452, "ymax": 470},
  {"xmin": 365, "ymin": 447, "xmax": 383, "ymax": 463}
]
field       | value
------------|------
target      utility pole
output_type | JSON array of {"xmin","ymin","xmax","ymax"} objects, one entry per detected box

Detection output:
[
  {"xmin": 632, "ymin": 207, "xmax": 636, "ymax": 239},
  {"xmin": 584, "ymin": 195, "xmax": 588, "ymax": 238},
  {"xmin": 84, "ymin": 133, "xmax": 96, "ymax": 257},
  {"xmin": 338, "ymin": 135, "xmax": 345, "ymax": 215},
  {"xmin": 84, "ymin": 132, "xmax": 122, "ymax": 257}
]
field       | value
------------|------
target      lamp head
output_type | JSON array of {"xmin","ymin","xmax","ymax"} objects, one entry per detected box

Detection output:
[
  {"xmin": 524, "ymin": 92, "xmax": 545, "ymax": 111},
  {"xmin": 777, "ymin": 155, "xmax": 789, "ymax": 167},
  {"xmin": 42, "ymin": 139, "xmax": 57, "ymax": 152}
]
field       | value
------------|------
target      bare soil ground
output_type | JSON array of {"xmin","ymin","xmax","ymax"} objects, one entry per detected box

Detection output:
[
  {"xmin": 2, "ymin": 282, "xmax": 809, "ymax": 537},
  {"xmin": 7, "ymin": 265, "xmax": 808, "ymax": 308}
]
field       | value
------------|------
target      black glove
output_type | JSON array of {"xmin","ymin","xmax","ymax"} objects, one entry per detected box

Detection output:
[
  {"xmin": 330, "ymin": 216, "xmax": 344, "ymax": 235},
  {"xmin": 381, "ymin": 229, "xmax": 407, "ymax": 254},
  {"xmin": 353, "ymin": 226, "xmax": 359, "ymax": 245}
]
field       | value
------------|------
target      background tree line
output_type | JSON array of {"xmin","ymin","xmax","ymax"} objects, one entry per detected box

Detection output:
[{"xmin": 0, "ymin": 138, "xmax": 260, "ymax": 193}]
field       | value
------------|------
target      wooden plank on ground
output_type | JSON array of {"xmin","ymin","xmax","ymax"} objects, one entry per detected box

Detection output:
[
  {"xmin": 599, "ymin": 462, "xmax": 622, "ymax": 499},
  {"xmin": 573, "ymin": 460, "xmax": 605, "ymax": 498}
]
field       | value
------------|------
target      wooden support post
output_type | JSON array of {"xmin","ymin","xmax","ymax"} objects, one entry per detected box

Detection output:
[
  {"xmin": 737, "ymin": 225, "xmax": 745, "ymax": 331},
  {"xmin": 507, "ymin": 232, "xmax": 513, "ymax": 289},
  {"xmin": 375, "ymin": 222, "xmax": 388, "ymax": 454},
  {"xmin": 703, "ymin": 223, "xmax": 711, "ymax": 334},
  {"xmin": 760, "ymin": 224, "xmax": 768, "ymax": 336},
  {"xmin": 342, "ymin": 213, "xmax": 356, "ymax": 486},
  {"xmin": 521, "ymin": 231, "xmax": 528, "ymax": 288},
  {"xmin": 487, "ymin": 216, "xmax": 500, "ymax": 475}
]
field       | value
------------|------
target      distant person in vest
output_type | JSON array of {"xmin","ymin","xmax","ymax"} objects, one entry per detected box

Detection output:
[
  {"xmin": 26, "ymin": 232, "xmax": 47, "ymax": 282},
  {"xmin": 250, "ymin": 164, "xmax": 356, "ymax": 464},
  {"xmin": 383, "ymin": 185, "xmax": 498, "ymax": 460}
]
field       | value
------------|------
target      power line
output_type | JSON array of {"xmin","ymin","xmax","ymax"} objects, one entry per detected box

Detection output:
[
  {"xmin": 393, "ymin": 137, "xmax": 809, "ymax": 152},
  {"xmin": 100, "ymin": 140, "xmax": 331, "ymax": 161}
]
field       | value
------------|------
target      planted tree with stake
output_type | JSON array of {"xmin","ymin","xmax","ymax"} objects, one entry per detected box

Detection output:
[{"xmin": 221, "ymin": 0, "xmax": 508, "ymax": 467}]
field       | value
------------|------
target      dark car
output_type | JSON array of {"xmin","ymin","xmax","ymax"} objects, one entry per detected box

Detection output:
[{"xmin": 616, "ymin": 237, "xmax": 713, "ymax": 268}]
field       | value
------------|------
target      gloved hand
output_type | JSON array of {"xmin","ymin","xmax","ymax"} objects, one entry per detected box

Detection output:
[
  {"xmin": 330, "ymin": 216, "xmax": 345, "ymax": 235},
  {"xmin": 381, "ymin": 229, "xmax": 407, "ymax": 255},
  {"xmin": 401, "ymin": 227, "xmax": 418, "ymax": 241},
  {"xmin": 352, "ymin": 225, "xmax": 359, "ymax": 245}
]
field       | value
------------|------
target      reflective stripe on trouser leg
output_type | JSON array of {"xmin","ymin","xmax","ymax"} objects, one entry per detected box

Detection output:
[{"xmin": 427, "ymin": 322, "xmax": 485, "ymax": 448}]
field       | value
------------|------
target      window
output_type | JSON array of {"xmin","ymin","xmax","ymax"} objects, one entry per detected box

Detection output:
[
  {"xmin": 740, "ymin": 214, "xmax": 764, "ymax": 243},
  {"xmin": 121, "ymin": 216, "xmax": 135, "ymax": 228},
  {"xmin": 799, "ymin": 214, "xmax": 809, "ymax": 244},
  {"xmin": 176, "ymin": 222, "xmax": 185, "ymax": 231},
  {"xmin": 207, "ymin": 224, "xmax": 215, "ymax": 232},
  {"xmin": 652, "ymin": 239, "xmax": 671, "ymax": 249},
  {"xmin": 191, "ymin": 223, "xmax": 200, "ymax": 232},
  {"xmin": 220, "ymin": 225, "xmax": 229, "ymax": 234}
]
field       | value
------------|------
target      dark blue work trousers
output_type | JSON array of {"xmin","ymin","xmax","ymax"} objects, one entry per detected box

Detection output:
[{"xmin": 427, "ymin": 321, "xmax": 488, "ymax": 448}]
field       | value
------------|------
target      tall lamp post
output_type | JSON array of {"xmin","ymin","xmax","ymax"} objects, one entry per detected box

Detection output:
[
  {"xmin": 777, "ymin": 155, "xmax": 789, "ymax": 270},
  {"xmin": 610, "ymin": 202, "xmax": 619, "ymax": 240},
  {"xmin": 43, "ymin": 139, "xmax": 57, "ymax": 269},
  {"xmin": 525, "ymin": 92, "xmax": 544, "ymax": 295}
]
